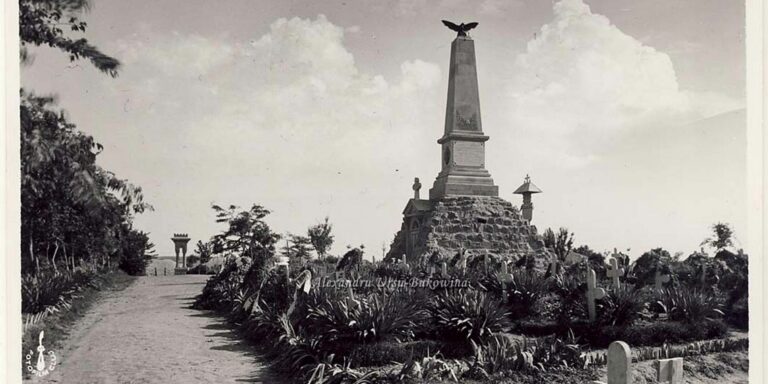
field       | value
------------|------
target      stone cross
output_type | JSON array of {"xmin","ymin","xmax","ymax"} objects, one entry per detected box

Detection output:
[
  {"xmin": 441, "ymin": 262, "xmax": 448, "ymax": 277},
  {"xmin": 498, "ymin": 262, "xmax": 513, "ymax": 303},
  {"xmin": 654, "ymin": 269, "xmax": 671, "ymax": 291},
  {"xmin": 413, "ymin": 177, "xmax": 422, "ymax": 199},
  {"xmin": 607, "ymin": 257, "xmax": 624, "ymax": 289},
  {"xmin": 586, "ymin": 268, "xmax": 606, "ymax": 322},
  {"xmin": 656, "ymin": 357, "xmax": 683, "ymax": 383},
  {"xmin": 401, "ymin": 254, "xmax": 407, "ymax": 267}
]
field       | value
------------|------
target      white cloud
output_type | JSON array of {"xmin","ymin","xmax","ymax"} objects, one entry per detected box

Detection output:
[
  {"xmin": 499, "ymin": 0, "xmax": 741, "ymax": 166},
  {"xmin": 105, "ymin": 15, "xmax": 442, "ymax": 255}
]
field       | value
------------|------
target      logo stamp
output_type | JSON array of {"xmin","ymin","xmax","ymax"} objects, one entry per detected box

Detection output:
[{"xmin": 25, "ymin": 331, "xmax": 57, "ymax": 377}]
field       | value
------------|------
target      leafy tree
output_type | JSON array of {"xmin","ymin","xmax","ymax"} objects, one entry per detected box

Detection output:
[
  {"xmin": 21, "ymin": 93, "xmax": 151, "ymax": 275},
  {"xmin": 210, "ymin": 204, "xmax": 280, "ymax": 259},
  {"xmin": 209, "ymin": 204, "xmax": 280, "ymax": 292},
  {"xmin": 186, "ymin": 255, "xmax": 200, "ymax": 267},
  {"xmin": 632, "ymin": 248, "xmax": 673, "ymax": 286},
  {"xmin": 573, "ymin": 245, "xmax": 605, "ymax": 276},
  {"xmin": 543, "ymin": 227, "xmax": 574, "ymax": 262},
  {"xmin": 193, "ymin": 240, "xmax": 213, "ymax": 264},
  {"xmin": 701, "ymin": 222, "xmax": 734, "ymax": 252},
  {"xmin": 20, "ymin": 0, "xmax": 120, "ymax": 76},
  {"xmin": 307, "ymin": 217, "xmax": 334, "ymax": 259}
]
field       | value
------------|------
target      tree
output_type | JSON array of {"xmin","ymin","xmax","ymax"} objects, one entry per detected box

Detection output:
[
  {"xmin": 20, "ymin": 0, "xmax": 120, "ymax": 76},
  {"xmin": 193, "ymin": 240, "xmax": 213, "ymax": 265},
  {"xmin": 632, "ymin": 248, "xmax": 673, "ymax": 286},
  {"xmin": 543, "ymin": 227, "xmax": 574, "ymax": 262},
  {"xmin": 307, "ymin": 217, "xmax": 334, "ymax": 259},
  {"xmin": 701, "ymin": 222, "xmax": 734, "ymax": 252},
  {"xmin": 210, "ymin": 204, "xmax": 281, "ymax": 260},
  {"xmin": 572, "ymin": 245, "xmax": 605, "ymax": 276}
]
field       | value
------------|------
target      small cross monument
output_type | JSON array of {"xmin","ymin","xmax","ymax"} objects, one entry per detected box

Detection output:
[
  {"xmin": 586, "ymin": 268, "xmax": 606, "ymax": 322},
  {"xmin": 413, "ymin": 177, "xmax": 422, "ymax": 199},
  {"xmin": 607, "ymin": 249, "xmax": 624, "ymax": 289}
]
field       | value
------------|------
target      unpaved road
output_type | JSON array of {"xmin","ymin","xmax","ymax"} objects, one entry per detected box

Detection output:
[{"xmin": 37, "ymin": 275, "xmax": 282, "ymax": 384}]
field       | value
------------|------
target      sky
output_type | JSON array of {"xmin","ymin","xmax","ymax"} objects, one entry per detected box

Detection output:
[{"xmin": 20, "ymin": 0, "xmax": 746, "ymax": 259}]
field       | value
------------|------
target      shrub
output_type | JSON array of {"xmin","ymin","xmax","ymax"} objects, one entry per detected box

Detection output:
[
  {"xmin": 306, "ymin": 290, "xmax": 427, "ymax": 344},
  {"xmin": 502, "ymin": 271, "xmax": 550, "ymax": 320},
  {"xmin": 429, "ymin": 289, "xmax": 510, "ymax": 345},
  {"xmin": 597, "ymin": 285, "xmax": 648, "ymax": 326},
  {"xmin": 657, "ymin": 287, "xmax": 724, "ymax": 323}
]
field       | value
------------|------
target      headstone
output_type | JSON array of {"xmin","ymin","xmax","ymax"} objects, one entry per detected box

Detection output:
[
  {"xmin": 607, "ymin": 341, "xmax": 632, "ymax": 384},
  {"xmin": 483, "ymin": 254, "xmax": 489, "ymax": 273},
  {"xmin": 401, "ymin": 254, "xmax": 407, "ymax": 267},
  {"xmin": 654, "ymin": 269, "xmax": 671, "ymax": 291},
  {"xmin": 656, "ymin": 357, "xmax": 683, "ymax": 383},
  {"xmin": 441, "ymin": 262, "xmax": 448, "ymax": 277},
  {"xmin": 586, "ymin": 268, "xmax": 606, "ymax": 322},
  {"xmin": 607, "ymin": 257, "xmax": 624, "ymax": 289}
]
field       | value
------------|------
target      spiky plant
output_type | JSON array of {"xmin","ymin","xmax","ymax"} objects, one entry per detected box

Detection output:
[
  {"xmin": 657, "ymin": 287, "xmax": 724, "ymax": 323},
  {"xmin": 306, "ymin": 290, "xmax": 427, "ymax": 344},
  {"xmin": 429, "ymin": 289, "xmax": 510, "ymax": 345},
  {"xmin": 598, "ymin": 285, "xmax": 649, "ymax": 326}
]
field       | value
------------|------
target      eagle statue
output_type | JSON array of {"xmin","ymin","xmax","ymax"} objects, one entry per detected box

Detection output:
[{"xmin": 441, "ymin": 20, "xmax": 479, "ymax": 37}]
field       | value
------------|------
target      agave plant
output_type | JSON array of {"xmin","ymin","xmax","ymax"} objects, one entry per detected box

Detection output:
[
  {"xmin": 429, "ymin": 289, "xmax": 510, "ymax": 344},
  {"xmin": 306, "ymin": 356, "xmax": 380, "ymax": 384},
  {"xmin": 306, "ymin": 290, "xmax": 427, "ymax": 344},
  {"xmin": 656, "ymin": 286, "xmax": 724, "ymax": 323},
  {"xmin": 597, "ymin": 285, "xmax": 649, "ymax": 326},
  {"xmin": 506, "ymin": 270, "xmax": 551, "ymax": 319}
]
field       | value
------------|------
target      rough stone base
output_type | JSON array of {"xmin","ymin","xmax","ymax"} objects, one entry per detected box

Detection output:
[{"xmin": 385, "ymin": 196, "xmax": 552, "ymax": 270}]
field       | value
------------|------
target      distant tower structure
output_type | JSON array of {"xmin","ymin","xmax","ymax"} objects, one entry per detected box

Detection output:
[
  {"xmin": 513, "ymin": 175, "xmax": 542, "ymax": 221},
  {"xmin": 171, "ymin": 233, "xmax": 191, "ymax": 273}
]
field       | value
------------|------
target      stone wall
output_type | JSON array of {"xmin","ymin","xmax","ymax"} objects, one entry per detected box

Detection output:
[{"xmin": 386, "ymin": 196, "xmax": 553, "ymax": 270}]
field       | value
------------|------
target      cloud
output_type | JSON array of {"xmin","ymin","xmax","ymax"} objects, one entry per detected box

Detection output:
[
  {"xmin": 105, "ymin": 15, "xmax": 442, "ymax": 255},
  {"xmin": 499, "ymin": 0, "xmax": 741, "ymax": 165}
]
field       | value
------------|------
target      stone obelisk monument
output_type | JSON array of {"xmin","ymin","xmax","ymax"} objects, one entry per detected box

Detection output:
[
  {"xmin": 384, "ymin": 21, "xmax": 552, "ymax": 270},
  {"xmin": 430, "ymin": 28, "xmax": 498, "ymax": 199}
]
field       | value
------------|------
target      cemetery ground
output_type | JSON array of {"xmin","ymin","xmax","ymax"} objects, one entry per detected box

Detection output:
[{"xmin": 26, "ymin": 274, "xmax": 282, "ymax": 384}]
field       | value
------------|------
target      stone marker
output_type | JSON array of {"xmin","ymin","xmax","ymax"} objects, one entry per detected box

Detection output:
[
  {"xmin": 700, "ymin": 263, "xmax": 707, "ymax": 285},
  {"xmin": 608, "ymin": 341, "xmax": 632, "ymax": 384},
  {"xmin": 441, "ymin": 262, "xmax": 448, "ymax": 277},
  {"xmin": 401, "ymin": 254, "xmax": 407, "ymax": 267},
  {"xmin": 656, "ymin": 357, "xmax": 683, "ymax": 383},
  {"xmin": 586, "ymin": 268, "xmax": 606, "ymax": 322},
  {"xmin": 429, "ymin": 266, "xmax": 435, "ymax": 278},
  {"xmin": 607, "ymin": 257, "xmax": 624, "ymax": 289},
  {"xmin": 483, "ymin": 254, "xmax": 489, "ymax": 273},
  {"xmin": 654, "ymin": 269, "xmax": 671, "ymax": 291},
  {"xmin": 498, "ymin": 262, "xmax": 513, "ymax": 303}
]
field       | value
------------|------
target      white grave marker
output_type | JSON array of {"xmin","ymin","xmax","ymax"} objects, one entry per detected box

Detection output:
[
  {"xmin": 607, "ymin": 257, "xmax": 624, "ymax": 289},
  {"xmin": 586, "ymin": 268, "xmax": 606, "ymax": 322},
  {"xmin": 656, "ymin": 357, "xmax": 683, "ymax": 383}
]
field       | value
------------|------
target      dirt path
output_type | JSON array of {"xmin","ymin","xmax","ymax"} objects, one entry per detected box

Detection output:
[{"xmin": 36, "ymin": 275, "xmax": 282, "ymax": 384}]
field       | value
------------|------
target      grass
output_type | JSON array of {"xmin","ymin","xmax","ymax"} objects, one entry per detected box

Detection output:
[{"xmin": 21, "ymin": 270, "xmax": 136, "ymax": 376}]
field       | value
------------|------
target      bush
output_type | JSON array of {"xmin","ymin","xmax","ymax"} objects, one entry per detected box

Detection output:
[
  {"xmin": 306, "ymin": 289, "xmax": 427, "ymax": 344},
  {"xmin": 657, "ymin": 287, "xmax": 724, "ymax": 323},
  {"xmin": 429, "ymin": 289, "xmax": 510, "ymax": 345},
  {"xmin": 513, "ymin": 319, "xmax": 729, "ymax": 348},
  {"xmin": 597, "ymin": 285, "xmax": 648, "ymax": 326},
  {"xmin": 505, "ymin": 271, "xmax": 550, "ymax": 319},
  {"xmin": 325, "ymin": 340, "xmax": 470, "ymax": 367}
]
